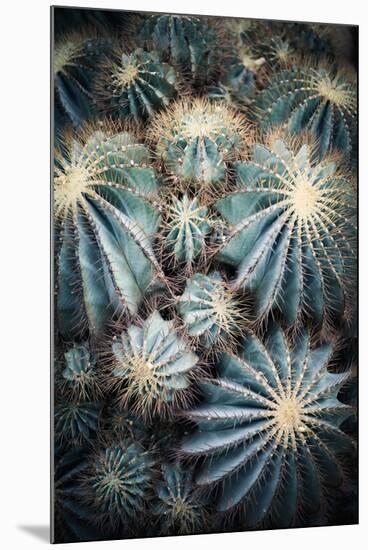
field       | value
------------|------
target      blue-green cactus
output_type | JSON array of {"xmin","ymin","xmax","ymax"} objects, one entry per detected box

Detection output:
[
  {"xmin": 55, "ymin": 401, "xmax": 101, "ymax": 448},
  {"xmin": 149, "ymin": 97, "xmax": 249, "ymax": 190},
  {"xmin": 253, "ymin": 64, "xmax": 357, "ymax": 162},
  {"xmin": 162, "ymin": 194, "xmax": 211, "ymax": 270},
  {"xmin": 95, "ymin": 48, "xmax": 177, "ymax": 122},
  {"xmin": 54, "ymin": 31, "xmax": 111, "ymax": 127},
  {"xmin": 84, "ymin": 440, "xmax": 154, "ymax": 528},
  {"xmin": 110, "ymin": 311, "xmax": 199, "ymax": 418},
  {"xmin": 153, "ymin": 463, "xmax": 209, "ymax": 535},
  {"xmin": 181, "ymin": 325, "xmax": 354, "ymax": 526},
  {"xmin": 177, "ymin": 272, "xmax": 248, "ymax": 352},
  {"xmin": 59, "ymin": 343, "xmax": 102, "ymax": 400},
  {"xmin": 139, "ymin": 14, "xmax": 222, "ymax": 85},
  {"xmin": 54, "ymin": 124, "xmax": 163, "ymax": 338},
  {"xmin": 215, "ymin": 134, "xmax": 356, "ymax": 327}
]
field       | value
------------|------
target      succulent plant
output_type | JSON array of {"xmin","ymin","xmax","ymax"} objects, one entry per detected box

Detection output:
[
  {"xmin": 215, "ymin": 133, "xmax": 356, "ymax": 327},
  {"xmin": 109, "ymin": 311, "xmax": 199, "ymax": 418},
  {"xmin": 177, "ymin": 272, "xmax": 248, "ymax": 352},
  {"xmin": 54, "ymin": 124, "xmax": 163, "ymax": 338},
  {"xmin": 181, "ymin": 325, "xmax": 354, "ymax": 526},
  {"xmin": 95, "ymin": 48, "xmax": 177, "ymax": 122},
  {"xmin": 55, "ymin": 401, "xmax": 101, "ymax": 448},
  {"xmin": 253, "ymin": 64, "xmax": 357, "ymax": 162},
  {"xmin": 139, "ymin": 14, "xmax": 222, "ymax": 85},
  {"xmin": 84, "ymin": 440, "xmax": 154, "ymax": 528},
  {"xmin": 53, "ymin": 31, "xmax": 111, "ymax": 127},
  {"xmin": 149, "ymin": 97, "xmax": 250, "ymax": 191},
  {"xmin": 58, "ymin": 343, "xmax": 102, "ymax": 401},
  {"xmin": 153, "ymin": 463, "xmax": 209, "ymax": 535},
  {"xmin": 162, "ymin": 194, "xmax": 212, "ymax": 270}
]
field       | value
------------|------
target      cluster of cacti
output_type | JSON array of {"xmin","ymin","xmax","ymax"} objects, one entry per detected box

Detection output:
[{"xmin": 52, "ymin": 7, "xmax": 357, "ymax": 543}]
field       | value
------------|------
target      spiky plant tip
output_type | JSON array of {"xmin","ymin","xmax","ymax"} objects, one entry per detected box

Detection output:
[{"xmin": 58, "ymin": 343, "xmax": 104, "ymax": 401}]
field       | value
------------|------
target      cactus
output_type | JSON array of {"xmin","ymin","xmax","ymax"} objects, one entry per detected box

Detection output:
[
  {"xmin": 177, "ymin": 272, "xmax": 248, "ymax": 352},
  {"xmin": 58, "ymin": 343, "xmax": 103, "ymax": 401},
  {"xmin": 215, "ymin": 133, "xmax": 356, "ymax": 327},
  {"xmin": 153, "ymin": 463, "xmax": 209, "ymax": 535},
  {"xmin": 95, "ymin": 48, "xmax": 177, "ymax": 122},
  {"xmin": 162, "ymin": 194, "xmax": 212, "ymax": 271},
  {"xmin": 53, "ymin": 31, "xmax": 111, "ymax": 127},
  {"xmin": 181, "ymin": 325, "xmax": 354, "ymax": 526},
  {"xmin": 55, "ymin": 401, "xmax": 101, "ymax": 448},
  {"xmin": 83, "ymin": 440, "xmax": 154, "ymax": 528},
  {"xmin": 149, "ymin": 97, "xmax": 250, "ymax": 191},
  {"xmin": 253, "ymin": 64, "xmax": 357, "ymax": 162},
  {"xmin": 109, "ymin": 311, "xmax": 199, "ymax": 418},
  {"xmin": 139, "ymin": 14, "xmax": 222, "ymax": 85},
  {"xmin": 54, "ymin": 123, "xmax": 163, "ymax": 338}
]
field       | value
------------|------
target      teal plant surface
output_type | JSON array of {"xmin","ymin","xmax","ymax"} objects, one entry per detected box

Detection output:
[
  {"xmin": 215, "ymin": 133, "xmax": 356, "ymax": 327},
  {"xmin": 54, "ymin": 124, "xmax": 162, "ymax": 338},
  {"xmin": 110, "ymin": 311, "xmax": 199, "ymax": 418},
  {"xmin": 253, "ymin": 65, "xmax": 357, "ymax": 162},
  {"xmin": 59, "ymin": 343, "xmax": 102, "ymax": 400},
  {"xmin": 182, "ymin": 325, "xmax": 354, "ymax": 526},
  {"xmin": 55, "ymin": 401, "xmax": 102, "ymax": 448},
  {"xmin": 95, "ymin": 48, "xmax": 177, "ymax": 122}
]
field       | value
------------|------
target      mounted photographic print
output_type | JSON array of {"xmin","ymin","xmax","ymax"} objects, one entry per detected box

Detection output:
[{"xmin": 51, "ymin": 5, "xmax": 358, "ymax": 544}]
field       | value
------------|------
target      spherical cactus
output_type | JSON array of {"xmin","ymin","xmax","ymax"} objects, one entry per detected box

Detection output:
[
  {"xmin": 253, "ymin": 63, "xmax": 357, "ymax": 162},
  {"xmin": 177, "ymin": 272, "xmax": 248, "ymax": 352},
  {"xmin": 153, "ymin": 463, "xmax": 209, "ymax": 535},
  {"xmin": 53, "ymin": 31, "xmax": 111, "ymax": 127},
  {"xmin": 161, "ymin": 194, "xmax": 212, "ymax": 271},
  {"xmin": 215, "ymin": 132, "xmax": 356, "ymax": 328},
  {"xmin": 95, "ymin": 48, "xmax": 177, "ymax": 122},
  {"xmin": 84, "ymin": 440, "xmax": 154, "ymax": 529},
  {"xmin": 58, "ymin": 343, "xmax": 103, "ymax": 401},
  {"xmin": 54, "ymin": 123, "xmax": 163, "ymax": 338},
  {"xmin": 181, "ymin": 325, "xmax": 355, "ymax": 527},
  {"xmin": 109, "ymin": 311, "xmax": 199, "ymax": 418},
  {"xmin": 55, "ymin": 401, "xmax": 101, "ymax": 448},
  {"xmin": 139, "ymin": 14, "xmax": 222, "ymax": 85},
  {"xmin": 149, "ymin": 97, "xmax": 250, "ymax": 191}
]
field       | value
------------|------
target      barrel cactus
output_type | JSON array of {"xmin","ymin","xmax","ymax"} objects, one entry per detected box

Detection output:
[
  {"xmin": 148, "ymin": 97, "xmax": 250, "ymax": 191},
  {"xmin": 55, "ymin": 401, "xmax": 102, "ymax": 448},
  {"xmin": 181, "ymin": 325, "xmax": 354, "ymax": 526},
  {"xmin": 54, "ymin": 123, "xmax": 163, "ymax": 338},
  {"xmin": 83, "ymin": 440, "xmax": 154, "ymax": 529},
  {"xmin": 215, "ymin": 132, "xmax": 356, "ymax": 327},
  {"xmin": 253, "ymin": 64, "xmax": 357, "ymax": 162},
  {"xmin": 177, "ymin": 272, "xmax": 248, "ymax": 352},
  {"xmin": 109, "ymin": 311, "xmax": 199, "ymax": 418},
  {"xmin": 58, "ymin": 343, "xmax": 103, "ymax": 401},
  {"xmin": 95, "ymin": 48, "xmax": 177, "ymax": 122},
  {"xmin": 153, "ymin": 463, "xmax": 209, "ymax": 535}
]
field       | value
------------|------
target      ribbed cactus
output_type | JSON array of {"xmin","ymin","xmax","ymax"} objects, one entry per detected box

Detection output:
[
  {"xmin": 182, "ymin": 325, "xmax": 354, "ymax": 526},
  {"xmin": 162, "ymin": 194, "xmax": 211, "ymax": 270},
  {"xmin": 53, "ymin": 8, "xmax": 357, "ymax": 542},
  {"xmin": 253, "ymin": 64, "xmax": 357, "ymax": 162},
  {"xmin": 153, "ymin": 463, "xmax": 209, "ymax": 535},
  {"xmin": 54, "ymin": 124, "xmax": 163, "ymax": 338},
  {"xmin": 139, "ymin": 14, "xmax": 222, "ymax": 85},
  {"xmin": 109, "ymin": 311, "xmax": 199, "ymax": 418},
  {"xmin": 149, "ymin": 97, "xmax": 250, "ymax": 190},
  {"xmin": 84, "ymin": 440, "xmax": 154, "ymax": 528},
  {"xmin": 215, "ymin": 133, "xmax": 356, "ymax": 327},
  {"xmin": 177, "ymin": 272, "xmax": 248, "ymax": 352},
  {"xmin": 95, "ymin": 48, "xmax": 177, "ymax": 122}
]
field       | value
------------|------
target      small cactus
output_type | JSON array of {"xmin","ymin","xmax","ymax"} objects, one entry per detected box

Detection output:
[
  {"xmin": 95, "ymin": 48, "xmax": 177, "ymax": 122},
  {"xmin": 215, "ymin": 132, "xmax": 356, "ymax": 327},
  {"xmin": 181, "ymin": 325, "xmax": 355, "ymax": 526},
  {"xmin": 59, "ymin": 343, "xmax": 103, "ymax": 401},
  {"xmin": 55, "ymin": 401, "xmax": 101, "ymax": 448},
  {"xmin": 109, "ymin": 311, "xmax": 199, "ymax": 418}
]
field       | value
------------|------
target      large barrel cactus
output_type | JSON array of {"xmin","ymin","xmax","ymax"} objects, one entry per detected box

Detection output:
[
  {"xmin": 54, "ymin": 124, "xmax": 163, "ymax": 338},
  {"xmin": 149, "ymin": 97, "xmax": 250, "ymax": 190},
  {"xmin": 95, "ymin": 48, "xmax": 177, "ymax": 122},
  {"xmin": 215, "ymin": 133, "xmax": 356, "ymax": 327},
  {"xmin": 253, "ymin": 64, "xmax": 357, "ymax": 162},
  {"xmin": 109, "ymin": 311, "xmax": 199, "ymax": 418},
  {"xmin": 181, "ymin": 325, "xmax": 354, "ymax": 526}
]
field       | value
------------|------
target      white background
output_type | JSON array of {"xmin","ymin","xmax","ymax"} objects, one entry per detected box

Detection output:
[{"xmin": 1, "ymin": 0, "xmax": 365, "ymax": 547}]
